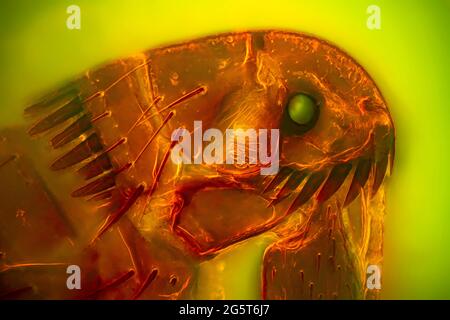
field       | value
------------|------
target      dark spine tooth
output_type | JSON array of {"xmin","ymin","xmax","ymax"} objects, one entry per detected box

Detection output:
[
  {"xmin": 29, "ymin": 96, "xmax": 83, "ymax": 136},
  {"xmin": 51, "ymin": 134, "xmax": 103, "ymax": 170},
  {"xmin": 77, "ymin": 153, "xmax": 112, "ymax": 180},
  {"xmin": 286, "ymin": 171, "xmax": 326, "ymax": 215},
  {"xmin": 371, "ymin": 154, "xmax": 388, "ymax": 197},
  {"xmin": 262, "ymin": 166, "xmax": 293, "ymax": 194},
  {"xmin": 389, "ymin": 142, "xmax": 395, "ymax": 174},
  {"xmin": 317, "ymin": 163, "xmax": 352, "ymax": 203},
  {"xmin": 344, "ymin": 158, "xmax": 372, "ymax": 206},
  {"xmin": 71, "ymin": 173, "xmax": 115, "ymax": 197},
  {"xmin": 24, "ymin": 85, "xmax": 77, "ymax": 117},
  {"xmin": 51, "ymin": 114, "xmax": 93, "ymax": 148},
  {"xmin": 271, "ymin": 170, "xmax": 307, "ymax": 205}
]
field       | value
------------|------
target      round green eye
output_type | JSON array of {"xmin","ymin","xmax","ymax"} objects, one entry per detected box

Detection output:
[{"xmin": 287, "ymin": 93, "xmax": 317, "ymax": 125}]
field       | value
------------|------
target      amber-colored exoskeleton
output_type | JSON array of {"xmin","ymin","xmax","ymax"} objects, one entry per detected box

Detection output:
[{"xmin": 0, "ymin": 31, "xmax": 394, "ymax": 299}]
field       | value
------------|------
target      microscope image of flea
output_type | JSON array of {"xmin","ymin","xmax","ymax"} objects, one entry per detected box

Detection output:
[{"xmin": 0, "ymin": 31, "xmax": 394, "ymax": 300}]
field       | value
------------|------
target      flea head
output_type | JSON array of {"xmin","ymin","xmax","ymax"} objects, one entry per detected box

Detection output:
[{"xmin": 163, "ymin": 31, "xmax": 395, "ymax": 255}]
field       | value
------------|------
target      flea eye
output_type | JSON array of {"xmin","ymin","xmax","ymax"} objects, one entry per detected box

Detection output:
[
  {"xmin": 287, "ymin": 93, "xmax": 318, "ymax": 125},
  {"xmin": 280, "ymin": 92, "xmax": 320, "ymax": 136}
]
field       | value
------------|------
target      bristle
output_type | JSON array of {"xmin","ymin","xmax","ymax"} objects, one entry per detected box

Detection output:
[
  {"xmin": 90, "ymin": 184, "xmax": 145, "ymax": 243},
  {"xmin": 84, "ymin": 269, "xmax": 135, "ymax": 299},
  {"xmin": 148, "ymin": 140, "xmax": 176, "ymax": 197},
  {"xmin": 0, "ymin": 155, "xmax": 17, "ymax": 170},
  {"xmin": 127, "ymin": 96, "xmax": 162, "ymax": 135},
  {"xmin": 88, "ymin": 189, "xmax": 114, "ymax": 202},
  {"xmin": 0, "ymin": 286, "xmax": 33, "ymax": 300},
  {"xmin": 91, "ymin": 111, "xmax": 111, "ymax": 123},
  {"xmin": 133, "ymin": 269, "xmax": 158, "ymax": 300},
  {"xmin": 134, "ymin": 111, "xmax": 174, "ymax": 165},
  {"xmin": 150, "ymin": 86, "xmax": 205, "ymax": 115}
]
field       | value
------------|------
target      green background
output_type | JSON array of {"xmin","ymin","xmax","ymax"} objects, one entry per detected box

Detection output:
[{"xmin": 1, "ymin": 0, "xmax": 450, "ymax": 299}]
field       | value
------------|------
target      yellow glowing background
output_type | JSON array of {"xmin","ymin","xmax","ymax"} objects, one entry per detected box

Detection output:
[{"xmin": 1, "ymin": 0, "xmax": 450, "ymax": 299}]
